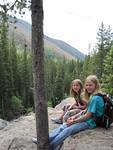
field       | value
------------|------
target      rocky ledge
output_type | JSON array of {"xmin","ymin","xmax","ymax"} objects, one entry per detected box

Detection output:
[{"xmin": 0, "ymin": 97, "xmax": 113, "ymax": 150}]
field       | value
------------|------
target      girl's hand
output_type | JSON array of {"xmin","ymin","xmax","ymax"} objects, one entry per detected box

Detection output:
[
  {"xmin": 67, "ymin": 105, "xmax": 73, "ymax": 110},
  {"xmin": 68, "ymin": 103, "xmax": 76, "ymax": 110},
  {"xmin": 66, "ymin": 117, "xmax": 75, "ymax": 126}
]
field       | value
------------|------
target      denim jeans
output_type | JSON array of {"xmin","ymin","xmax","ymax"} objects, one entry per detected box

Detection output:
[{"xmin": 49, "ymin": 122, "xmax": 89, "ymax": 150}]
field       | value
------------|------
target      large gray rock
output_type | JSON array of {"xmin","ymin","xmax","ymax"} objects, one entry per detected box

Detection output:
[{"xmin": 0, "ymin": 97, "xmax": 113, "ymax": 150}]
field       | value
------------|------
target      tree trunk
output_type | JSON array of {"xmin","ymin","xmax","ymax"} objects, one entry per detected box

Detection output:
[{"xmin": 31, "ymin": 0, "xmax": 49, "ymax": 149}]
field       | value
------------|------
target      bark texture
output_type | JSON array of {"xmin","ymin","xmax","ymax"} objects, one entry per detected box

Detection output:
[{"xmin": 31, "ymin": 0, "xmax": 49, "ymax": 149}]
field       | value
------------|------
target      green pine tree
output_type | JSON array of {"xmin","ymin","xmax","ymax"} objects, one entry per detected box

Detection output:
[{"xmin": 101, "ymin": 46, "xmax": 113, "ymax": 95}]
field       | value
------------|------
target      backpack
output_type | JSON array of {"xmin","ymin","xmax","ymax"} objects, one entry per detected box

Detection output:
[{"xmin": 94, "ymin": 93, "xmax": 113, "ymax": 129}]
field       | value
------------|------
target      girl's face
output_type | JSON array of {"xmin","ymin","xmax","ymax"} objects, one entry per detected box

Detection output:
[
  {"xmin": 72, "ymin": 82, "xmax": 81, "ymax": 93},
  {"xmin": 85, "ymin": 80, "xmax": 96, "ymax": 94}
]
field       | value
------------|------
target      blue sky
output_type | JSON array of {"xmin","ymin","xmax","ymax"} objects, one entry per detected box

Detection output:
[{"xmin": 1, "ymin": 0, "xmax": 113, "ymax": 54}]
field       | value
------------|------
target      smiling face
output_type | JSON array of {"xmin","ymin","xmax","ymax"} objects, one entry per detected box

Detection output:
[
  {"xmin": 85, "ymin": 80, "xmax": 96, "ymax": 94},
  {"xmin": 84, "ymin": 75, "xmax": 101, "ymax": 101},
  {"xmin": 72, "ymin": 81, "xmax": 81, "ymax": 93}
]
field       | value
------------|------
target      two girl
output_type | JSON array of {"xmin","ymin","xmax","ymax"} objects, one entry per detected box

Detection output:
[
  {"xmin": 51, "ymin": 79, "xmax": 87, "ymax": 124},
  {"xmin": 33, "ymin": 75, "xmax": 105, "ymax": 150}
]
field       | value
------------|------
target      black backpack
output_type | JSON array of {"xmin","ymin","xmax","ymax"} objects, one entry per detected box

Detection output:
[{"xmin": 94, "ymin": 93, "xmax": 113, "ymax": 129}]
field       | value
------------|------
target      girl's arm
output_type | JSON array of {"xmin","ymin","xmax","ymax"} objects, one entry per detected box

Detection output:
[
  {"xmin": 68, "ymin": 99, "xmax": 88, "ymax": 110},
  {"xmin": 67, "ymin": 102, "xmax": 77, "ymax": 110},
  {"xmin": 74, "ymin": 112, "xmax": 92, "ymax": 123},
  {"xmin": 73, "ymin": 104, "xmax": 86, "ymax": 110},
  {"xmin": 67, "ymin": 110, "xmax": 84, "ymax": 120},
  {"xmin": 71, "ymin": 102, "xmax": 87, "ymax": 110},
  {"xmin": 67, "ymin": 112, "xmax": 92, "ymax": 126},
  {"xmin": 77, "ymin": 99, "xmax": 88, "ymax": 110}
]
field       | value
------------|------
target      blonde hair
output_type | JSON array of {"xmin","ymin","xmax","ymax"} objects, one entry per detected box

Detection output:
[
  {"xmin": 70, "ymin": 79, "xmax": 83, "ymax": 103},
  {"xmin": 83, "ymin": 75, "xmax": 101, "ymax": 101}
]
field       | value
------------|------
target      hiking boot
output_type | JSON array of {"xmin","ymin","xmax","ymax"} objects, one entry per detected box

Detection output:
[
  {"xmin": 32, "ymin": 137, "xmax": 37, "ymax": 144},
  {"xmin": 32, "ymin": 136, "xmax": 41, "ymax": 144},
  {"xmin": 51, "ymin": 118, "xmax": 63, "ymax": 124}
]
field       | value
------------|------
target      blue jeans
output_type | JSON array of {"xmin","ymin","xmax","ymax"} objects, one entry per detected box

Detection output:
[{"xmin": 49, "ymin": 122, "xmax": 89, "ymax": 150}]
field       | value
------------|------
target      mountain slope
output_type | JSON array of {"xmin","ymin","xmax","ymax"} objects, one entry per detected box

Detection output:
[
  {"xmin": 45, "ymin": 35, "xmax": 85, "ymax": 60},
  {"xmin": 9, "ymin": 19, "xmax": 85, "ymax": 60}
]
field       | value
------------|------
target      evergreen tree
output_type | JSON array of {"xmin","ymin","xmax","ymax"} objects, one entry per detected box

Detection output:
[
  {"xmin": 95, "ymin": 22, "xmax": 113, "ymax": 80},
  {"xmin": 0, "ymin": 11, "xmax": 13, "ymax": 119},
  {"xmin": 21, "ymin": 44, "xmax": 31, "ymax": 107},
  {"xmin": 9, "ymin": 34, "xmax": 18, "ymax": 95},
  {"xmin": 75, "ymin": 59, "xmax": 84, "ymax": 79},
  {"xmin": 45, "ymin": 58, "xmax": 57, "ymax": 107},
  {"xmin": 82, "ymin": 55, "xmax": 91, "ymax": 79},
  {"xmin": 101, "ymin": 46, "xmax": 113, "ymax": 95},
  {"xmin": 53, "ymin": 61, "xmax": 65, "ymax": 105}
]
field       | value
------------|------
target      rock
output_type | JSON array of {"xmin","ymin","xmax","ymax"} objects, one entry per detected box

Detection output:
[
  {"xmin": 55, "ymin": 97, "xmax": 75, "ymax": 111},
  {"xmin": 0, "ymin": 97, "xmax": 113, "ymax": 150},
  {"xmin": 8, "ymin": 137, "xmax": 36, "ymax": 150},
  {"xmin": 0, "ymin": 119, "xmax": 7, "ymax": 130},
  {"xmin": 61, "ymin": 128, "xmax": 113, "ymax": 150}
]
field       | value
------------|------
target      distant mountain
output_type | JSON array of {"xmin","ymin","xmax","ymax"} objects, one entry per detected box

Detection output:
[
  {"xmin": 8, "ymin": 19, "xmax": 86, "ymax": 60},
  {"xmin": 44, "ymin": 36, "xmax": 85, "ymax": 60}
]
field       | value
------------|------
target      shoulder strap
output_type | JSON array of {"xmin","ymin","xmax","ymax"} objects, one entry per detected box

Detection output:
[
  {"xmin": 96, "ymin": 93, "xmax": 113, "ymax": 105},
  {"xmin": 95, "ymin": 93, "xmax": 107, "ymax": 103}
]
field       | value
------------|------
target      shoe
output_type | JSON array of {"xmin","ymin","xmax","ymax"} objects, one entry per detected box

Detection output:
[
  {"xmin": 51, "ymin": 118, "xmax": 63, "ymax": 124},
  {"xmin": 32, "ymin": 137, "xmax": 37, "ymax": 144}
]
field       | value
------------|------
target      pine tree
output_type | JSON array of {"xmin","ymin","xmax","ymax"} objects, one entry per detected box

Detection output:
[
  {"xmin": 0, "ymin": 10, "xmax": 13, "ymax": 119},
  {"xmin": 53, "ymin": 61, "xmax": 65, "ymax": 105},
  {"xmin": 9, "ymin": 34, "xmax": 18, "ymax": 95},
  {"xmin": 95, "ymin": 22, "xmax": 113, "ymax": 80},
  {"xmin": 82, "ymin": 55, "xmax": 91, "ymax": 79},
  {"xmin": 45, "ymin": 58, "xmax": 57, "ymax": 107},
  {"xmin": 101, "ymin": 46, "xmax": 113, "ymax": 95},
  {"xmin": 22, "ymin": 44, "xmax": 31, "ymax": 107}
]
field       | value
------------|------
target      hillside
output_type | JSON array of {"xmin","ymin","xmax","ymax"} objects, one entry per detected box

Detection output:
[{"xmin": 8, "ymin": 19, "xmax": 85, "ymax": 60}]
